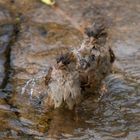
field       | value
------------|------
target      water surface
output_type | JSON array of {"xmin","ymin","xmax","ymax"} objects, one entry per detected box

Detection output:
[{"xmin": 0, "ymin": 0, "xmax": 140, "ymax": 139}]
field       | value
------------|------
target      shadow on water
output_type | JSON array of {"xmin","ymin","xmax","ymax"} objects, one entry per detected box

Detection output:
[{"xmin": 0, "ymin": 0, "xmax": 140, "ymax": 139}]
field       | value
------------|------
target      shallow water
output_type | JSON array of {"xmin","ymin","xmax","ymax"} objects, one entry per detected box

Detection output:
[{"xmin": 0, "ymin": 0, "xmax": 140, "ymax": 139}]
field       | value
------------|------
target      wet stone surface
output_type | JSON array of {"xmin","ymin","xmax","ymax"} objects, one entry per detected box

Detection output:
[
  {"xmin": 0, "ymin": 6, "xmax": 15, "ymax": 88},
  {"xmin": 0, "ymin": 0, "xmax": 140, "ymax": 139}
]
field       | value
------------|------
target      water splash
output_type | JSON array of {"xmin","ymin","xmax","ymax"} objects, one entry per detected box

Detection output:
[
  {"xmin": 21, "ymin": 79, "xmax": 33, "ymax": 95},
  {"xmin": 21, "ymin": 70, "xmax": 48, "ymax": 98}
]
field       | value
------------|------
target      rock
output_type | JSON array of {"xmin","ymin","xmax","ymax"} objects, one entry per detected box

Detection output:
[
  {"xmin": 0, "ymin": 5, "xmax": 12, "ymax": 21},
  {"xmin": 0, "ymin": 6, "xmax": 15, "ymax": 88}
]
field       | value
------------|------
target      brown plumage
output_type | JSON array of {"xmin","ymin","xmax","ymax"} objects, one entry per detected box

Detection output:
[
  {"xmin": 44, "ymin": 19, "xmax": 115, "ymax": 109},
  {"xmin": 44, "ymin": 56, "xmax": 81, "ymax": 109}
]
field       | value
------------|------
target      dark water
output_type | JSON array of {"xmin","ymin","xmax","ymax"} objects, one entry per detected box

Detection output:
[{"xmin": 0, "ymin": 0, "xmax": 140, "ymax": 139}]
